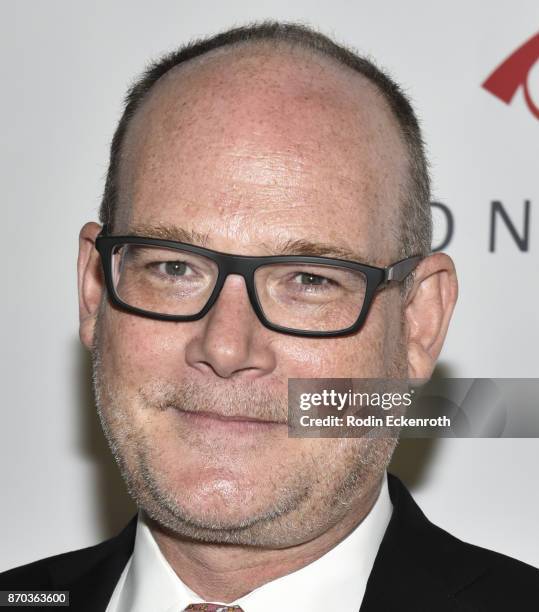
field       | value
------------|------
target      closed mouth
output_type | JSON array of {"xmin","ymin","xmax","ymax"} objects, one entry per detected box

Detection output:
[{"xmin": 175, "ymin": 407, "xmax": 287, "ymax": 426}]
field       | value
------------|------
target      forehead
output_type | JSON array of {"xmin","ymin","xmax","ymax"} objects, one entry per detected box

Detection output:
[{"xmin": 117, "ymin": 44, "xmax": 407, "ymax": 263}]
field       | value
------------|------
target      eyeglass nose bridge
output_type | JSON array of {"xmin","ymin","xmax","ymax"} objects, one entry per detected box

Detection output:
[{"xmin": 198, "ymin": 255, "xmax": 266, "ymax": 325}]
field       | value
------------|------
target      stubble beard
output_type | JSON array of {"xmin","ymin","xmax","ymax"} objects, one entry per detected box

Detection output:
[{"xmin": 90, "ymin": 314, "xmax": 405, "ymax": 548}]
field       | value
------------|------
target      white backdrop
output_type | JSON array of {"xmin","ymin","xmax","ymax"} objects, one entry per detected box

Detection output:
[{"xmin": 1, "ymin": 1, "xmax": 538, "ymax": 572}]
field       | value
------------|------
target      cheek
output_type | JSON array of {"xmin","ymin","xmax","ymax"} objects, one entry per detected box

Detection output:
[
  {"xmin": 275, "ymin": 315, "xmax": 390, "ymax": 378},
  {"xmin": 100, "ymin": 309, "xmax": 189, "ymax": 383}
]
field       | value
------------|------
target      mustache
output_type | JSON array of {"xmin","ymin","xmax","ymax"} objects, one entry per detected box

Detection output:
[{"xmin": 137, "ymin": 379, "xmax": 289, "ymax": 424}]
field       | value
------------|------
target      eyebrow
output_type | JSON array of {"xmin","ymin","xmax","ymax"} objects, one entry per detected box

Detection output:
[
  {"xmin": 126, "ymin": 223, "xmax": 372, "ymax": 263},
  {"xmin": 262, "ymin": 238, "xmax": 372, "ymax": 263},
  {"xmin": 127, "ymin": 223, "xmax": 211, "ymax": 247}
]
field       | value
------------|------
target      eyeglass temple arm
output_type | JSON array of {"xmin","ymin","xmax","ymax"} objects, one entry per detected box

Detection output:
[
  {"xmin": 98, "ymin": 224, "xmax": 110, "ymax": 237},
  {"xmin": 384, "ymin": 255, "xmax": 423, "ymax": 283}
]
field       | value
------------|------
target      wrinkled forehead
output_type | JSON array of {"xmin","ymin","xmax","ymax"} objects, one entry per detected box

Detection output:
[{"xmin": 117, "ymin": 43, "xmax": 408, "ymax": 262}]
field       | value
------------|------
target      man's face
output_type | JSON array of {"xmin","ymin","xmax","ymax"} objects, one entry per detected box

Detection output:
[{"xmin": 90, "ymin": 46, "xmax": 410, "ymax": 546}]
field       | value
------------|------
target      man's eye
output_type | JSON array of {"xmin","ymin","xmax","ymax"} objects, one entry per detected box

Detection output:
[
  {"xmin": 292, "ymin": 273, "xmax": 334, "ymax": 287},
  {"xmin": 155, "ymin": 261, "xmax": 191, "ymax": 276}
]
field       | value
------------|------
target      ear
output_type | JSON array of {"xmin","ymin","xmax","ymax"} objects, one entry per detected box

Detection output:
[
  {"xmin": 78, "ymin": 222, "xmax": 105, "ymax": 350},
  {"xmin": 405, "ymin": 252, "xmax": 458, "ymax": 380}
]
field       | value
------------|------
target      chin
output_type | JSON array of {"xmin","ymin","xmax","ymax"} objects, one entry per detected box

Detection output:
[{"xmin": 144, "ymin": 463, "xmax": 271, "ymax": 525}]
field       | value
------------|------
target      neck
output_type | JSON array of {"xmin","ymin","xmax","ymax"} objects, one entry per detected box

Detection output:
[{"xmin": 146, "ymin": 474, "xmax": 385, "ymax": 603}]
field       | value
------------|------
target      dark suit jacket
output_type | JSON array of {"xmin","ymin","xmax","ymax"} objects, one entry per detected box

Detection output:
[{"xmin": 1, "ymin": 474, "xmax": 538, "ymax": 611}]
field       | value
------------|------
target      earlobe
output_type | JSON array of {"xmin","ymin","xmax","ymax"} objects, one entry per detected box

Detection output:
[
  {"xmin": 405, "ymin": 253, "xmax": 458, "ymax": 380},
  {"xmin": 77, "ymin": 222, "xmax": 105, "ymax": 350}
]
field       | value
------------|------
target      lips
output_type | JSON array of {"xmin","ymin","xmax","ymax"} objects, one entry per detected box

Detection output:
[{"xmin": 174, "ymin": 407, "xmax": 287, "ymax": 430}]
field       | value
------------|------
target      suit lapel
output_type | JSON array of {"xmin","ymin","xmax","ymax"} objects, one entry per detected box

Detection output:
[
  {"xmin": 49, "ymin": 515, "xmax": 137, "ymax": 612},
  {"xmin": 360, "ymin": 474, "xmax": 483, "ymax": 612}
]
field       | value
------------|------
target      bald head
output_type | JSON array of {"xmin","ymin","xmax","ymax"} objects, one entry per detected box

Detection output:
[
  {"xmin": 101, "ymin": 23, "xmax": 432, "ymax": 261},
  {"xmin": 116, "ymin": 43, "xmax": 408, "ymax": 263}
]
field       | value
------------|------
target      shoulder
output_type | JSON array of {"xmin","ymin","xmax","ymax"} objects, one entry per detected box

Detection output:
[
  {"xmin": 422, "ymin": 503, "xmax": 539, "ymax": 601},
  {"xmin": 0, "ymin": 515, "xmax": 137, "ymax": 592},
  {"xmin": 377, "ymin": 474, "xmax": 539, "ymax": 609}
]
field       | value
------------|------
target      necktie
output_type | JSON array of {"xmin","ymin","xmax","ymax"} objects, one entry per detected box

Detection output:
[{"xmin": 183, "ymin": 605, "xmax": 244, "ymax": 611}]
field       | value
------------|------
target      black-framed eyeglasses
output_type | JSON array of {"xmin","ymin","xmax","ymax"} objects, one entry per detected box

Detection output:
[{"xmin": 95, "ymin": 225, "xmax": 422, "ymax": 338}]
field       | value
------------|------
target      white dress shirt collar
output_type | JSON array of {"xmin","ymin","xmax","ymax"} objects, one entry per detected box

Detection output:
[{"xmin": 106, "ymin": 472, "xmax": 392, "ymax": 612}]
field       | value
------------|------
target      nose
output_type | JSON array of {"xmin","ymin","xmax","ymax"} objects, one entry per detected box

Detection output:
[{"xmin": 184, "ymin": 274, "xmax": 276, "ymax": 379}]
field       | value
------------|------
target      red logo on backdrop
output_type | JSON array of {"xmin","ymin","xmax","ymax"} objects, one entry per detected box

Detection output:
[{"xmin": 482, "ymin": 32, "xmax": 539, "ymax": 120}]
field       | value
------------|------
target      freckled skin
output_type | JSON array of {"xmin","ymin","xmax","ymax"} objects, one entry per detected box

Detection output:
[{"xmin": 78, "ymin": 43, "xmax": 457, "ymax": 602}]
